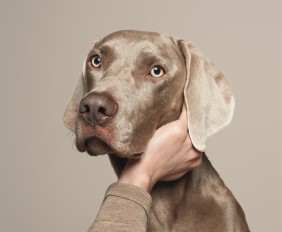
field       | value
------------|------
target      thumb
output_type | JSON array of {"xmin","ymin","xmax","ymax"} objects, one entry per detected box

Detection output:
[{"xmin": 178, "ymin": 104, "xmax": 188, "ymax": 128}]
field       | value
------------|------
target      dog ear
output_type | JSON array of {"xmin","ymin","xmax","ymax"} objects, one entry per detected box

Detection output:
[
  {"xmin": 63, "ymin": 73, "xmax": 85, "ymax": 131},
  {"xmin": 179, "ymin": 41, "xmax": 235, "ymax": 152},
  {"xmin": 63, "ymin": 41, "xmax": 98, "ymax": 131}
]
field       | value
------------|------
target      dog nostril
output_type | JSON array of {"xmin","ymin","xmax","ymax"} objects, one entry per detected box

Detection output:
[
  {"xmin": 80, "ymin": 104, "xmax": 90, "ymax": 113},
  {"xmin": 98, "ymin": 106, "xmax": 106, "ymax": 115}
]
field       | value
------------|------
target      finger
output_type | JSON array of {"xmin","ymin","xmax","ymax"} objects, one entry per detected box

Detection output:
[
  {"xmin": 154, "ymin": 103, "xmax": 188, "ymax": 134},
  {"xmin": 162, "ymin": 173, "xmax": 186, "ymax": 181},
  {"xmin": 187, "ymin": 154, "xmax": 202, "ymax": 168},
  {"xmin": 178, "ymin": 104, "xmax": 188, "ymax": 128}
]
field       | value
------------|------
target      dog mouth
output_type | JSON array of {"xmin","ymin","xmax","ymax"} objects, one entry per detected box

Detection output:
[
  {"xmin": 85, "ymin": 136, "xmax": 115, "ymax": 156},
  {"xmin": 75, "ymin": 120, "xmax": 149, "ymax": 158},
  {"xmin": 76, "ymin": 135, "xmax": 145, "ymax": 158},
  {"xmin": 85, "ymin": 138, "xmax": 144, "ymax": 158},
  {"xmin": 131, "ymin": 152, "xmax": 143, "ymax": 159},
  {"xmin": 75, "ymin": 135, "xmax": 115, "ymax": 156}
]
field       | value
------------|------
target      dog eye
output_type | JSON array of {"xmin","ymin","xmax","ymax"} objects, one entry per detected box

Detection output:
[
  {"xmin": 91, "ymin": 55, "xmax": 101, "ymax": 68},
  {"xmin": 150, "ymin": 66, "xmax": 164, "ymax": 77}
]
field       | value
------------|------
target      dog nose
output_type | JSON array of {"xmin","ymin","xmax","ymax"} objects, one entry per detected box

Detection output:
[{"xmin": 79, "ymin": 92, "xmax": 118, "ymax": 125}]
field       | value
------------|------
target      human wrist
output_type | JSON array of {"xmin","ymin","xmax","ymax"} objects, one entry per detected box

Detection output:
[{"xmin": 118, "ymin": 166, "xmax": 153, "ymax": 192}]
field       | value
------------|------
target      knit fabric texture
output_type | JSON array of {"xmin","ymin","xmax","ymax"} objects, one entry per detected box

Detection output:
[{"xmin": 88, "ymin": 183, "xmax": 152, "ymax": 232}]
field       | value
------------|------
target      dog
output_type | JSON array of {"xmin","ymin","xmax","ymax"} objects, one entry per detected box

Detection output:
[{"xmin": 63, "ymin": 30, "xmax": 250, "ymax": 231}]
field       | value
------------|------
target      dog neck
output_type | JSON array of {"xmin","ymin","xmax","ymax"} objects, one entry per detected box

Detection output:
[
  {"xmin": 108, "ymin": 152, "xmax": 223, "ymax": 190},
  {"xmin": 108, "ymin": 153, "xmax": 249, "ymax": 232},
  {"xmin": 108, "ymin": 153, "xmax": 128, "ymax": 177},
  {"xmin": 149, "ymin": 153, "xmax": 231, "ymax": 231}
]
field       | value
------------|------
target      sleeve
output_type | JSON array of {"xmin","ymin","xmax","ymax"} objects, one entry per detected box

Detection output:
[{"xmin": 87, "ymin": 183, "xmax": 152, "ymax": 232}]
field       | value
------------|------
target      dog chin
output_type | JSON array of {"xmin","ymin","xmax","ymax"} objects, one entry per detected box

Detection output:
[{"xmin": 76, "ymin": 137, "xmax": 114, "ymax": 156}]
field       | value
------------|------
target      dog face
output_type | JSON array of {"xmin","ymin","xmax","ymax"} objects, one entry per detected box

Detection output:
[{"xmin": 64, "ymin": 30, "xmax": 235, "ymax": 158}]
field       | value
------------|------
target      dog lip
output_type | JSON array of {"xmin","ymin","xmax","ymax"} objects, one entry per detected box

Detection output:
[
  {"xmin": 132, "ymin": 152, "xmax": 143, "ymax": 159},
  {"xmin": 76, "ymin": 139, "xmax": 87, "ymax": 152},
  {"xmin": 85, "ymin": 136, "xmax": 115, "ymax": 155}
]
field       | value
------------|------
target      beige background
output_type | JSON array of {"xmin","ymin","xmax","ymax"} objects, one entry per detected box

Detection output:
[{"xmin": 0, "ymin": 0, "xmax": 281, "ymax": 231}]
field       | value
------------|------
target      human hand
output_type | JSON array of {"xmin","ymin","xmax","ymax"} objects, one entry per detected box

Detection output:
[{"xmin": 118, "ymin": 105, "xmax": 202, "ymax": 192}]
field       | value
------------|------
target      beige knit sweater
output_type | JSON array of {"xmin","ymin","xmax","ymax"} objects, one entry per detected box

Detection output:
[{"xmin": 88, "ymin": 183, "xmax": 152, "ymax": 232}]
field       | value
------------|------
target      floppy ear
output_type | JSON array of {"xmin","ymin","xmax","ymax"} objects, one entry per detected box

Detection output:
[
  {"xmin": 179, "ymin": 41, "xmax": 235, "ymax": 152},
  {"xmin": 63, "ymin": 41, "xmax": 98, "ymax": 131},
  {"xmin": 63, "ymin": 73, "xmax": 85, "ymax": 131}
]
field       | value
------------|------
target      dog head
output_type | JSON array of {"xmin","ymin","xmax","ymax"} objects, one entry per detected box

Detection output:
[{"xmin": 63, "ymin": 30, "xmax": 234, "ymax": 158}]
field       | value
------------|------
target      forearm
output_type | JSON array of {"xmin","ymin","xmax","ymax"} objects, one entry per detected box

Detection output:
[{"xmin": 88, "ymin": 183, "xmax": 152, "ymax": 232}]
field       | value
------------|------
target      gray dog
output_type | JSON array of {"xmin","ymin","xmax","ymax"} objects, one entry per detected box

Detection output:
[{"xmin": 63, "ymin": 30, "xmax": 250, "ymax": 231}]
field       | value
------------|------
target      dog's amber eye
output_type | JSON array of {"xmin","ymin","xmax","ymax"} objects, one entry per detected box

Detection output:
[
  {"xmin": 150, "ymin": 66, "xmax": 164, "ymax": 77},
  {"xmin": 91, "ymin": 55, "xmax": 101, "ymax": 68}
]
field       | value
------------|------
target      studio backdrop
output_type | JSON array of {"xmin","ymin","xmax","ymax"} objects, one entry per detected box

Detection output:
[{"xmin": 0, "ymin": 1, "xmax": 281, "ymax": 232}]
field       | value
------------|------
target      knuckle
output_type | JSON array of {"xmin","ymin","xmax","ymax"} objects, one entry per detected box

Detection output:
[
  {"xmin": 194, "ymin": 150, "xmax": 202, "ymax": 158},
  {"xmin": 194, "ymin": 155, "xmax": 203, "ymax": 167}
]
